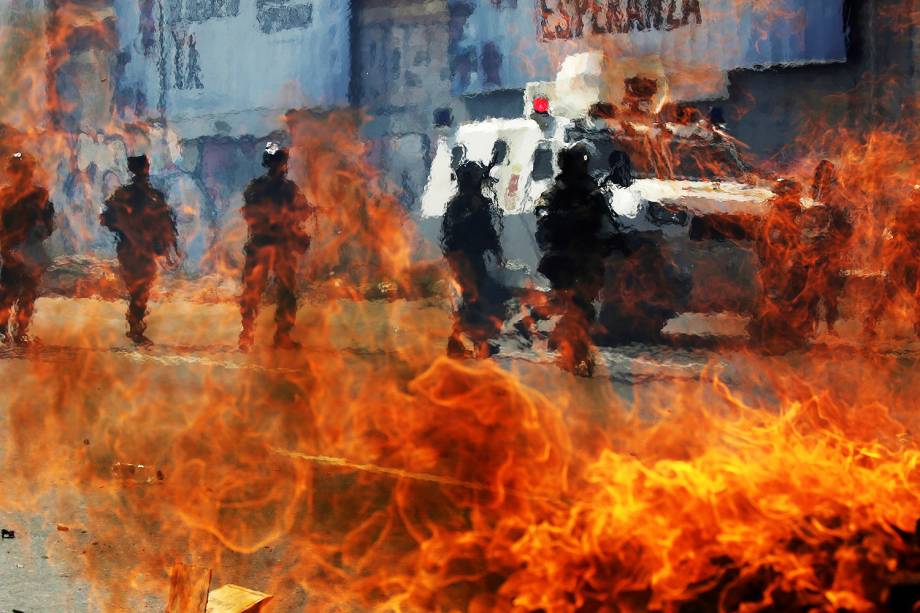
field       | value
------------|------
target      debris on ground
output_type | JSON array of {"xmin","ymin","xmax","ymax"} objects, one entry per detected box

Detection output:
[
  {"xmin": 166, "ymin": 562, "xmax": 212, "ymax": 613},
  {"xmin": 111, "ymin": 462, "xmax": 164, "ymax": 484},
  {"xmin": 1, "ymin": 529, "xmax": 15, "ymax": 539},
  {"xmin": 205, "ymin": 584, "xmax": 272, "ymax": 613},
  {"xmin": 56, "ymin": 524, "xmax": 69, "ymax": 532}
]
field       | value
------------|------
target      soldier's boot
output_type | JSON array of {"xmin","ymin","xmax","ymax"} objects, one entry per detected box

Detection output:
[
  {"xmin": 272, "ymin": 332, "xmax": 302, "ymax": 350},
  {"xmin": 11, "ymin": 319, "xmax": 37, "ymax": 347},
  {"xmin": 13, "ymin": 288, "xmax": 39, "ymax": 347},
  {"xmin": 127, "ymin": 330, "xmax": 154, "ymax": 348},
  {"xmin": 273, "ymin": 280, "xmax": 301, "ymax": 350},
  {"xmin": 272, "ymin": 314, "xmax": 302, "ymax": 350},
  {"xmin": 126, "ymin": 281, "xmax": 154, "ymax": 347},
  {"xmin": 127, "ymin": 318, "xmax": 153, "ymax": 348},
  {"xmin": 238, "ymin": 328, "xmax": 254, "ymax": 352}
]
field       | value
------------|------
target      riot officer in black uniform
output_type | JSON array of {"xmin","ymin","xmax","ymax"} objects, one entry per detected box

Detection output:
[
  {"xmin": 0, "ymin": 152, "xmax": 55, "ymax": 346},
  {"xmin": 440, "ymin": 144, "xmax": 509, "ymax": 358},
  {"xmin": 535, "ymin": 143, "xmax": 623, "ymax": 376},
  {"xmin": 239, "ymin": 143, "xmax": 314, "ymax": 351},
  {"xmin": 101, "ymin": 154, "xmax": 179, "ymax": 347}
]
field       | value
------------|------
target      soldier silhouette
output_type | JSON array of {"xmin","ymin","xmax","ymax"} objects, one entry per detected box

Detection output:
[
  {"xmin": 864, "ymin": 187, "xmax": 920, "ymax": 339},
  {"xmin": 0, "ymin": 152, "xmax": 55, "ymax": 346},
  {"xmin": 747, "ymin": 179, "xmax": 811, "ymax": 351},
  {"xmin": 801, "ymin": 160, "xmax": 854, "ymax": 336},
  {"xmin": 100, "ymin": 154, "xmax": 179, "ymax": 347},
  {"xmin": 535, "ymin": 143, "xmax": 623, "ymax": 376},
  {"xmin": 440, "ymin": 142, "xmax": 509, "ymax": 358},
  {"xmin": 238, "ymin": 143, "xmax": 314, "ymax": 351}
]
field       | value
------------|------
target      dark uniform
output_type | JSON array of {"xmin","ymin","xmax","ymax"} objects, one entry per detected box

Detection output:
[
  {"xmin": 0, "ymin": 153, "xmax": 54, "ymax": 345},
  {"xmin": 747, "ymin": 180, "xmax": 811, "ymax": 351},
  {"xmin": 239, "ymin": 144, "xmax": 313, "ymax": 350},
  {"xmin": 100, "ymin": 155, "xmax": 178, "ymax": 347},
  {"xmin": 864, "ymin": 191, "xmax": 920, "ymax": 339},
  {"xmin": 440, "ymin": 160, "xmax": 508, "ymax": 358},
  {"xmin": 801, "ymin": 160, "xmax": 854, "ymax": 335},
  {"xmin": 536, "ymin": 144, "xmax": 623, "ymax": 376}
]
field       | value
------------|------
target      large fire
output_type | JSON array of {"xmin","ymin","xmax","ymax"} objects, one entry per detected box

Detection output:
[{"xmin": 0, "ymin": 2, "xmax": 918, "ymax": 612}]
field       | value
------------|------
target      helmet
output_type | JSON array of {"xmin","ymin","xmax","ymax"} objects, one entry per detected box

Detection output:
[
  {"xmin": 557, "ymin": 143, "xmax": 590, "ymax": 176},
  {"xmin": 127, "ymin": 154, "xmax": 150, "ymax": 176},
  {"xmin": 262, "ymin": 142, "xmax": 289, "ymax": 170},
  {"xmin": 454, "ymin": 160, "xmax": 488, "ymax": 188},
  {"xmin": 7, "ymin": 151, "xmax": 36, "ymax": 176}
]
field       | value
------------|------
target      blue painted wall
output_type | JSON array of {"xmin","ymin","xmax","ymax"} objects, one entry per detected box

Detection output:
[
  {"xmin": 115, "ymin": 0, "xmax": 352, "ymax": 139},
  {"xmin": 449, "ymin": 0, "xmax": 847, "ymax": 96}
]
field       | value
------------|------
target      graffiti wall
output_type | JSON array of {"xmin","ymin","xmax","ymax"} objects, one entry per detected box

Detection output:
[
  {"xmin": 449, "ymin": 0, "xmax": 846, "ymax": 98},
  {"xmin": 116, "ymin": 0, "xmax": 351, "ymax": 139}
]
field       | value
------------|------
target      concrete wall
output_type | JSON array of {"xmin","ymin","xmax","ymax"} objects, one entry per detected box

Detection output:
[
  {"xmin": 447, "ymin": 0, "xmax": 846, "ymax": 97},
  {"xmin": 717, "ymin": 0, "xmax": 918, "ymax": 164},
  {"xmin": 115, "ymin": 0, "xmax": 351, "ymax": 138},
  {"xmin": 351, "ymin": 0, "xmax": 454, "ymax": 210}
]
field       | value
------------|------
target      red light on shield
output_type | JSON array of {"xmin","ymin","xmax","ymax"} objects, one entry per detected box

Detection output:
[{"xmin": 533, "ymin": 97, "xmax": 550, "ymax": 114}]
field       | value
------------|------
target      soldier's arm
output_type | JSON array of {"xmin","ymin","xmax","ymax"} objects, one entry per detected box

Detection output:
[
  {"xmin": 100, "ymin": 192, "xmax": 121, "ymax": 231},
  {"xmin": 241, "ymin": 184, "xmax": 261, "ymax": 226},
  {"xmin": 293, "ymin": 187, "xmax": 316, "ymax": 221},
  {"xmin": 38, "ymin": 190, "xmax": 55, "ymax": 240},
  {"xmin": 162, "ymin": 198, "xmax": 180, "ymax": 248},
  {"xmin": 534, "ymin": 194, "xmax": 552, "ymax": 252},
  {"xmin": 484, "ymin": 217, "xmax": 504, "ymax": 262},
  {"xmin": 0, "ymin": 201, "xmax": 11, "ymax": 247}
]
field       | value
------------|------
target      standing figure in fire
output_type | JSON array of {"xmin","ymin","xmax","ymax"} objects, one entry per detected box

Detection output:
[
  {"xmin": 747, "ymin": 179, "xmax": 811, "ymax": 352},
  {"xmin": 440, "ymin": 143, "xmax": 509, "ymax": 359},
  {"xmin": 801, "ymin": 160, "xmax": 854, "ymax": 336},
  {"xmin": 0, "ymin": 152, "xmax": 55, "ymax": 346},
  {"xmin": 863, "ymin": 187, "xmax": 920, "ymax": 340},
  {"xmin": 535, "ymin": 143, "xmax": 622, "ymax": 377},
  {"xmin": 100, "ymin": 155, "xmax": 179, "ymax": 348},
  {"xmin": 238, "ymin": 143, "xmax": 314, "ymax": 351}
]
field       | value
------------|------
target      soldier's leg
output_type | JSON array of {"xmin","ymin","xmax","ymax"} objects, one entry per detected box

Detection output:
[
  {"xmin": 126, "ymin": 272, "xmax": 155, "ymax": 342},
  {"xmin": 239, "ymin": 244, "xmax": 270, "ymax": 348},
  {"xmin": 824, "ymin": 268, "xmax": 846, "ymax": 332},
  {"xmin": 272, "ymin": 251, "xmax": 300, "ymax": 348},
  {"xmin": 120, "ymin": 252, "xmax": 157, "ymax": 344},
  {"xmin": 568, "ymin": 276, "xmax": 601, "ymax": 375},
  {"xmin": 0, "ymin": 262, "xmax": 19, "ymax": 338},
  {"xmin": 467, "ymin": 261, "xmax": 504, "ymax": 357},
  {"xmin": 12, "ymin": 265, "xmax": 41, "ymax": 344},
  {"xmin": 906, "ymin": 264, "xmax": 920, "ymax": 337},
  {"xmin": 444, "ymin": 254, "xmax": 476, "ymax": 356},
  {"xmin": 863, "ymin": 270, "xmax": 897, "ymax": 339}
]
